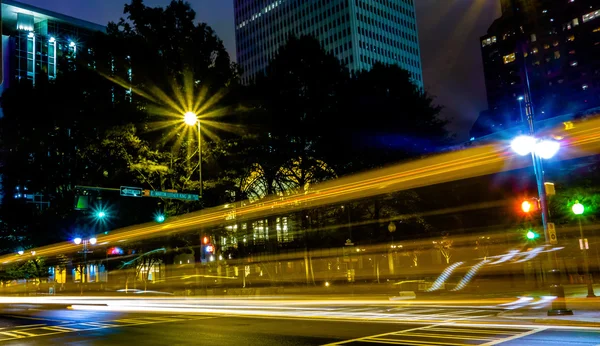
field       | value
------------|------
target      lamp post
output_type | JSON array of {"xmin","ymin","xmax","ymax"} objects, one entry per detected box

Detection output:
[
  {"xmin": 517, "ymin": 96, "xmax": 524, "ymax": 123},
  {"xmin": 511, "ymin": 135, "xmax": 572, "ymax": 315},
  {"xmin": 184, "ymin": 111, "xmax": 202, "ymax": 197},
  {"xmin": 74, "ymin": 237, "xmax": 96, "ymax": 294},
  {"xmin": 572, "ymin": 202, "xmax": 596, "ymax": 298}
]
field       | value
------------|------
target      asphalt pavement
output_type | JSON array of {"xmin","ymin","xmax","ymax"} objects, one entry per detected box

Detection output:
[{"xmin": 0, "ymin": 303, "xmax": 598, "ymax": 345}]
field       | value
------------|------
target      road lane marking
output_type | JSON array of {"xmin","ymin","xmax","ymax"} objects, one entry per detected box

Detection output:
[
  {"xmin": 322, "ymin": 323, "xmax": 442, "ymax": 345},
  {"xmin": 0, "ymin": 332, "xmax": 25, "ymax": 339},
  {"xmin": 325, "ymin": 324, "xmax": 542, "ymax": 346},
  {"xmin": 0, "ymin": 324, "xmax": 46, "ymax": 331},
  {"xmin": 1, "ymin": 314, "xmax": 68, "ymax": 323},
  {"xmin": 0, "ymin": 315, "xmax": 218, "ymax": 343},
  {"xmin": 41, "ymin": 326, "xmax": 79, "ymax": 332},
  {"xmin": 480, "ymin": 327, "xmax": 547, "ymax": 345}
]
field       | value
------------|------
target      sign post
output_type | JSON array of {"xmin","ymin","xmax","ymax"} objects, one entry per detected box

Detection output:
[
  {"xmin": 548, "ymin": 222, "xmax": 557, "ymax": 244},
  {"xmin": 148, "ymin": 190, "xmax": 200, "ymax": 201},
  {"xmin": 120, "ymin": 186, "xmax": 143, "ymax": 197}
]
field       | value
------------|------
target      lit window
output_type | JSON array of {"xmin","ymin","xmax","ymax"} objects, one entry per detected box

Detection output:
[
  {"xmin": 570, "ymin": 61, "xmax": 578, "ymax": 66},
  {"xmin": 532, "ymin": 47, "xmax": 539, "ymax": 54},
  {"xmin": 544, "ymin": 44, "xmax": 550, "ymax": 49},
  {"xmin": 531, "ymin": 34, "xmax": 537, "ymax": 42},
  {"xmin": 582, "ymin": 84, "xmax": 588, "ymax": 90},
  {"xmin": 593, "ymin": 27, "xmax": 600, "ymax": 33},
  {"xmin": 553, "ymin": 41, "xmax": 559, "ymax": 47},
  {"xmin": 583, "ymin": 10, "xmax": 600, "ymax": 23},
  {"xmin": 573, "ymin": 18, "xmax": 579, "ymax": 26},
  {"xmin": 567, "ymin": 35, "xmax": 575, "ymax": 41},
  {"xmin": 554, "ymin": 51, "xmax": 561, "ymax": 59},
  {"xmin": 481, "ymin": 36, "xmax": 497, "ymax": 47},
  {"xmin": 569, "ymin": 50, "xmax": 576, "ymax": 54},
  {"xmin": 503, "ymin": 53, "xmax": 516, "ymax": 64}
]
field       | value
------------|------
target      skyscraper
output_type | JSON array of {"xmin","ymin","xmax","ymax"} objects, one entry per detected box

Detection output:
[
  {"xmin": 472, "ymin": 0, "xmax": 600, "ymax": 138},
  {"xmin": 234, "ymin": 0, "xmax": 423, "ymax": 87}
]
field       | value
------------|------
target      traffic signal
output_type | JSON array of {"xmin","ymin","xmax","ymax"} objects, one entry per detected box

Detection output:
[
  {"xmin": 154, "ymin": 211, "xmax": 165, "ymax": 223},
  {"xmin": 572, "ymin": 202, "xmax": 584, "ymax": 215},
  {"xmin": 203, "ymin": 236, "xmax": 209, "ymax": 244},
  {"xmin": 526, "ymin": 230, "xmax": 538, "ymax": 240},
  {"xmin": 520, "ymin": 198, "xmax": 539, "ymax": 213}
]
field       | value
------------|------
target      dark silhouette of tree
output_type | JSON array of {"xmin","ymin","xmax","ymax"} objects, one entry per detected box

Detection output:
[{"xmin": 325, "ymin": 63, "xmax": 450, "ymax": 174}]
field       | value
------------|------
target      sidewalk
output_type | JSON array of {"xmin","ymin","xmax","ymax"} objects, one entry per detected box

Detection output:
[{"xmin": 499, "ymin": 309, "xmax": 600, "ymax": 327}]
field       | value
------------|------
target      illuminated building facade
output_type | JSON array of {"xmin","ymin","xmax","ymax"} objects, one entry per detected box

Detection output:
[
  {"xmin": 0, "ymin": 0, "xmax": 105, "ymax": 205},
  {"xmin": 234, "ymin": 0, "xmax": 423, "ymax": 87},
  {"xmin": 0, "ymin": 0, "xmax": 105, "ymax": 94},
  {"xmin": 472, "ymin": 0, "xmax": 600, "ymax": 138}
]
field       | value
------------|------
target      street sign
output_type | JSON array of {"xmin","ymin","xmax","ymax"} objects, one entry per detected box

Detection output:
[
  {"xmin": 149, "ymin": 190, "xmax": 200, "ymax": 201},
  {"xmin": 120, "ymin": 186, "xmax": 143, "ymax": 197},
  {"xmin": 548, "ymin": 222, "xmax": 557, "ymax": 244}
]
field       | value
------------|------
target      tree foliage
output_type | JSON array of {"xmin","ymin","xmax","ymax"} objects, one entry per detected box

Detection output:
[{"xmin": 0, "ymin": 4, "xmax": 450, "ymax": 257}]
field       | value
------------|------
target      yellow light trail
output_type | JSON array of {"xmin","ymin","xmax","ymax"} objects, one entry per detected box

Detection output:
[{"xmin": 3, "ymin": 115, "xmax": 600, "ymax": 264}]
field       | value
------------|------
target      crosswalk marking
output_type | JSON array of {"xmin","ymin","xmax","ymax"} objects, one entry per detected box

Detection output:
[
  {"xmin": 0, "ymin": 332, "xmax": 26, "ymax": 339},
  {"xmin": 0, "ymin": 315, "xmax": 218, "ymax": 343},
  {"xmin": 480, "ymin": 327, "xmax": 547, "ymax": 346},
  {"xmin": 324, "ymin": 324, "xmax": 543, "ymax": 345},
  {"xmin": 41, "ymin": 326, "xmax": 79, "ymax": 332}
]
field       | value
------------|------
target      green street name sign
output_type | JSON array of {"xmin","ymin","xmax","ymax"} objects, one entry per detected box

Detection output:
[{"xmin": 149, "ymin": 190, "xmax": 200, "ymax": 201}]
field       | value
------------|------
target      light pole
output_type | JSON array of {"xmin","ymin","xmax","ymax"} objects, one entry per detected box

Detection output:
[
  {"xmin": 74, "ymin": 236, "xmax": 96, "ymax": 294},
  {"xmin": 572, "ymin": 202, "xmax": 596, "ymax": 298},
  {"xmin": 517, "ymin": 96, "xmax": 524, "ymax": 123},
  {"xmin": 511, "ymin": 135, "xmax": 572, "ymax": 315},
  {"xmin": 184, "ymin": 111, "xmax": 202, "ymax": 197}
]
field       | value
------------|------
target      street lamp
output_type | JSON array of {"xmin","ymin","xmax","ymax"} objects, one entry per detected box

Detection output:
[
  {"xmin": 183, "ymin": 111, "xmax": 202, "ymax": 197},
  {"xmin": 74, "ymin": 236, "xmax": 96, "ymax": 293},
  {"xmin": 511, "ymin": 135, "xmax": 571, "ymax": 315},
  {"xmin": 571, "ymin": 202, "xmax": 596, "ymax": 298},
  {"xmin": 517, "ymin": 96, "xmax": 525, "ymax": 123}
]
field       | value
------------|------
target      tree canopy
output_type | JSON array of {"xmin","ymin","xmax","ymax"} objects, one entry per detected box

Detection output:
[{"xmin": 0, "ymin": 1, "xmax": 450, "ymax": 253}]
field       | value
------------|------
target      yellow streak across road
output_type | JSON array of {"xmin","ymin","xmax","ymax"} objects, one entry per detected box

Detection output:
[{"xmin": 3, "ymin": 115, "xmax": 600, "ymax": 264}]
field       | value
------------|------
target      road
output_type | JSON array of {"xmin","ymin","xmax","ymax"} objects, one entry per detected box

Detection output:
[{"xmin": 0, "ymin": 302, "xmax": 598, "ymax": 345}]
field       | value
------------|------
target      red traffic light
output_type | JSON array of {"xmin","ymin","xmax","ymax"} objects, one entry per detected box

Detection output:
[
  {"xmin": 203, "ymin": 236, "xmax": 209, "ymax": 244},
  {"xmin": 521, "ymin": 198, "xmax": 539, "ymax": 213}
]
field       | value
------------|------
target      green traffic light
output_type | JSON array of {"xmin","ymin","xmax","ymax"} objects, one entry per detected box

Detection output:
[
  {"xmin": 154, "ymin": 211, "xmax": 165, "ymax": 223},
  {"xmin": 572, "ymin": 202, "xmax": 584, "ymax": 215},
  {"xmin": 97, "ymin": 211, "xmax": 106, "ymax": 218},
  {"xmin": 526, "ymin": 230, "xmax": 537, "ymax": 240}
]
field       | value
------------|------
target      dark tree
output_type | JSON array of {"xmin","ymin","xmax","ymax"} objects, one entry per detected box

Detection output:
[{"xmin": 325, "ymin": 63, "xmax": 450, "ymax": 174}]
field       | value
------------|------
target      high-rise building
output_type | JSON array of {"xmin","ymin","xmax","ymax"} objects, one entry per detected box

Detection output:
[
  {"xmin": 472, "ymin": 0, "xmax": 600, "ymax": 138},
  {"xmin": 234, "ymin": 0, "xmax": 423, "ymax": 87},
  {"xmin": 0, "ymin": 0, "xmax": 105, "ymax": 94},
  {"xmin": 0, "ymin": 0, "xmax": 105, "ymax": 206}
]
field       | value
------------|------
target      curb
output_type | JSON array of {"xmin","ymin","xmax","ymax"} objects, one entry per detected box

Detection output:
[
  {"xmin": 532, "ymin": 319, "xmax": 600, "ymax": 327},
  {"xmin": 498, "ymin": 312, "xmax": 600, "ymax": 327}
]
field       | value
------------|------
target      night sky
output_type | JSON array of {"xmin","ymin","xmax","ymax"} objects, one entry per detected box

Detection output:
[{"xmin": 19, "ymin": 0, "xmax": 501, "ymax": 140}]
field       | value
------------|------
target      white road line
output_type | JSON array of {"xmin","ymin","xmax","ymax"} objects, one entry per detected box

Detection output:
[
  {"xmin": 1, "ymin": 314, "xmax": 68, "ymax": 323},
  {"xmin": 480, "ymin": 327, "xmax": 547, "ymax": 346},
  {"xmin": 322, "ymin": 323, "xmax": 442, "ymax": 345},
  {"xmin": 0, "ymin": 324, "xmax": 46, "ymax": 331}
]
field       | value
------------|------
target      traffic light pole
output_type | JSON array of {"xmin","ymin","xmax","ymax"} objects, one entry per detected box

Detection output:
[
  {"xmin": 521, "ymin": 42, "xmax": 573, "ymax": 316},
  {"xmin": 577, "ymin": 218, "xmax": 597, "ymax": 298}
]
